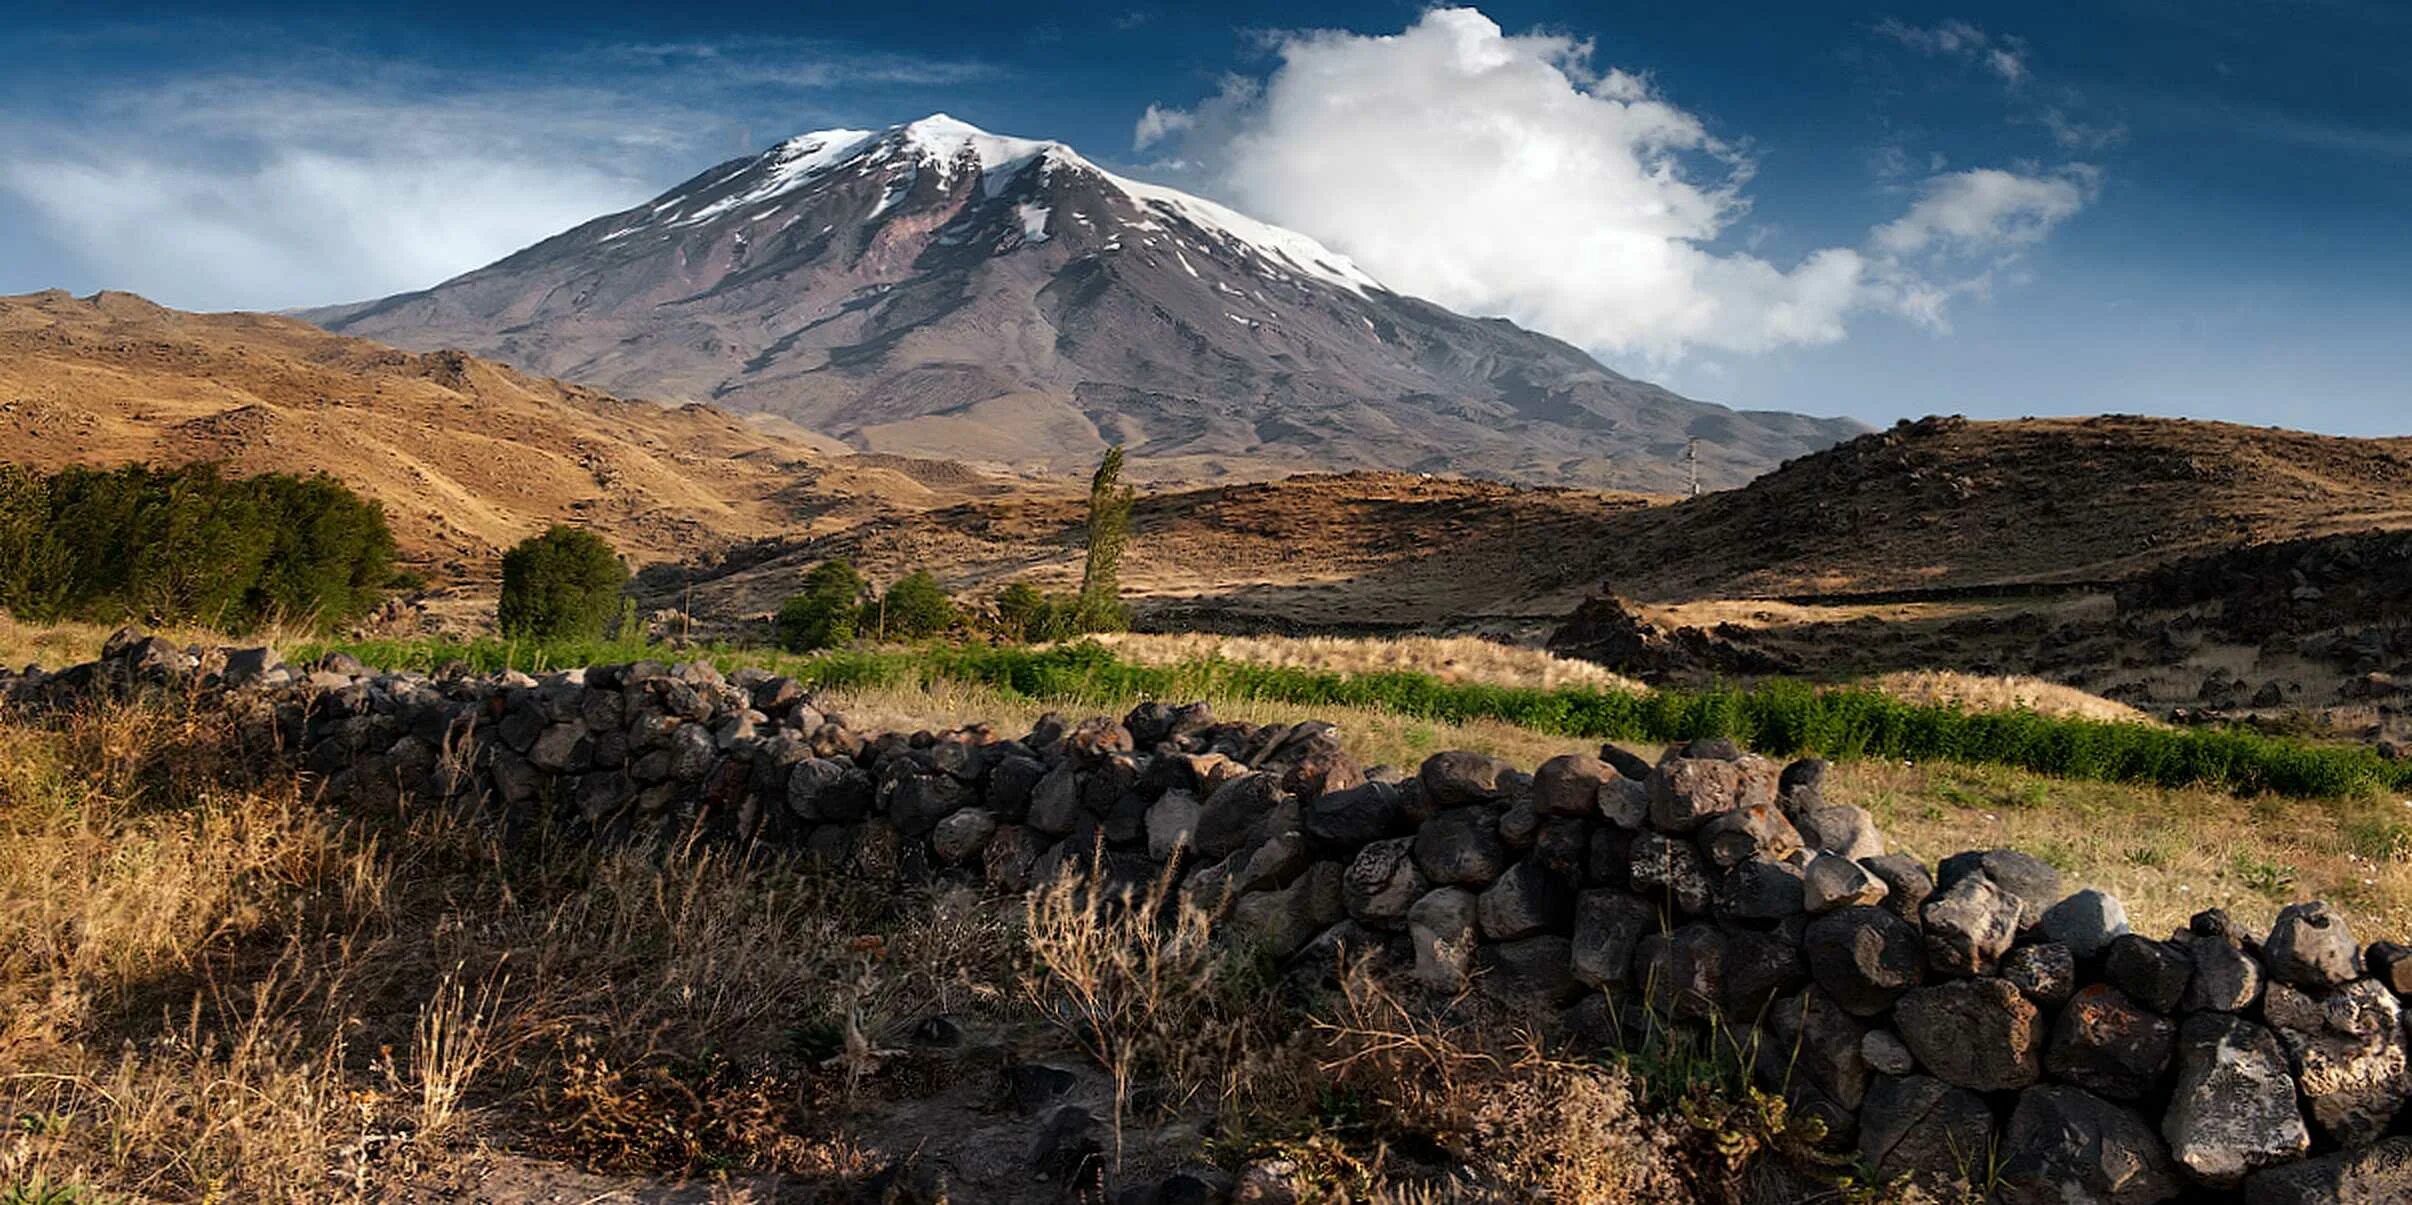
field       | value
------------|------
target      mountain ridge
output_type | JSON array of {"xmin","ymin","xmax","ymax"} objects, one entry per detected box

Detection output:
[{"xmin": 306, "ymin": 113, "xmax": 1865, "ymax": 491}]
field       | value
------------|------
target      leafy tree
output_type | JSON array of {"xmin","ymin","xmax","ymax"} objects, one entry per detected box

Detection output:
[
  {"xmin": 775, "ymin": 559, "xmax": 867, "ymax": 652},
  {"xmin": 497, "ymin": 525, "xmax": 628, "ymax": 641},
  {"xmin": 1076, "ymin": 446, "xmax": 1135, "ymax": 632},
  {"xmin": 996, "ymin": 581, "xmax": 1077, "ymax": 644},
  {"xmin": 880, "ymin": 569, "xmax": 956, "ymax": 640}
]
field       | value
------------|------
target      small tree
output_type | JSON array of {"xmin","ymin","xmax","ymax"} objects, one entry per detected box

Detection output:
[
  {"xmin": 775, "ymin": 559, "xmax": 867, "ymax": 652},
  {"xmin": 497, "ymin": 525, "xmax": 627, "ymax": 641},
  {"xmin": 997, "ymin": 581, "xmax": 1076, "ymax": 644},
  {"xmin": 881, "ymin": 569, "xmax": 956, "ymax": 640},
  {"xmin": 1076, "ymin": 446, "xmax": 1135, "ymax": 632}
]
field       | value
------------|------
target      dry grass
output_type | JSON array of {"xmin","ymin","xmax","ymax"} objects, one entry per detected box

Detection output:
[
  {"xmin": 1091, "ymin": 632, "xmax": 1646, "ymax": 693},
  {"xmin": 1868, "ymin": 670, "xmax": 2159, "ymax": 726}
]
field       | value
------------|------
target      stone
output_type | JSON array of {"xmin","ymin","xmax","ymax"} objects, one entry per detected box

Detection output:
[
  {"xmin": 221, "ymin": 646, "xmax": 276, "ymax": 686},
  {"xmin": 1194, "ymin": 773, "xmax": 1285, "ymax": 859},
  {"xmin": 1418, "ymin": 751, "xmax": 1511, "ymax": 806},
  {"xmin": 1936, "ymin": 849, "xmax": 2063, "ymax": 927},
  {"xmin": 1477, "ymin": 860, "xmax": 1573, "ymax": 940},
  {"xmin": 1026, "ymin": 767, "xmax": 1086, "ymax": 835},
  {"xmin": 2002, "ymin": 942, "xmax": 2079, "ymax": 1008},
  {"xmin": 1861, "ymin": 852, "xmax": 1933, "ymax": 920},
  {"xmin": 1714, "ymin": 856, "xmax": 1806, "ymax": 921},
  {"xmin": 2263, "ymin": 978, "xmax": 2412, "ymax": 1146},
  {"xmin": 2104, "ymin": 934, "xmax": 2193, "ymax": 1014},
  {"xmin": 1719, "ymin": 920, "xmax": 1809, "ymax": 1018},
  {"xmin": 528, "ymin": 719, "xmax": 592, "ymax": 773},
  {"xmin": 1634, "ymin": 923, "xmax": 1725, "ymax": 1021},
  {"xmin": 1027, "ymin": 1104, "xmax": 1105, "ymax": 1184},
  {"xmin": 1996, "ymin": 1085, "xmax": 2179, "ymax": 1205},
  {"xmin": 1681, "ymin": 736, "xmax": 1746, "ymax": 761},
  {"xmin": 1803, "ymin": 905, "xmax": 1925, "ymax": 1016},
  {"xmin": 1596, "ymin": 775, "xmax": 1650, "ymax": 829},
  {"xmin": 1648, "ymin": 757, "xmax": 1763, "ymax": 832},
  {"xmin": 2180, "ymin": 910, "xmax": 2266, "ymax": 1012},
  {"xmin": 1793, "ymin": 804, "xmax": 1885, "ymax": 860},
  {"xmin": 886, "ymin": 769, "xmax": 972, "ymax": 836},
  {"xmin": 1303, "ymin": 780, "xmax": 1403, "ymax": 852},
  {"xmin": 1232, "ymin": 863, "xmax": 1344, "ymax": 959},
  {"xmin": 1495, "ymin": 799, "xmax": 1541, "ymax": 849},
  {"xmin": 2264, "ymin": 900, "xmax": 2364, "ymax": 989},
  {"xmin": 1530, "ymin": 753, "xmax": 1616, "ymax": 816},
  {"xmin": 1802, "ymin": 853, "xmax": 1888, "ymax": 912},
  {"xmin": 1627, "ymin": 830, "xmax": 1711, "ymax": 913},
  {"xmin": 1598, "ymin": 742, "xmax": 1654, "ymax": 782},
  {"xmin": 1234, "ymin": 831, "xmax": 1309, "ymax": 893},
  {"xmin": 1862, "ymin": 1030, "xmax": 1916, "ymax": 1077},
  {"xmin": 1146, "ymin": 790, "xmax": 1202, "ymax": 861},
  {"xmin": 1406, "ymin": 887, "xmax": 1479, "ymax": 993},
  {"xmin": 1922, "ymin": 872, "xmax": 2024, "ymax": 976},
  {"xmin": 2046, "ymin": 985, "xmax": 2176, "ymax": 1101},
  {"xmin": 1895, "ymin": 978, "xmax": 2045, "ymax": 1092},
  {"xmin": 2366, "ymin": 940, "xmax": 2412, "ymax": 996},
  {"xmin": 2242, "ymin": 1137, "xmax": 2412, "ymax": 1205},
  {"xmin": 1858, "ymin": 1074, "xmax": 1996, "ymax": 1190},
  {"xmin": 1571, "ymin": 890, "xmax": 1659, "ymax": 989},
  {"xmin": 787, "ymin": 757, "xmax": 871, "ymax": 822},
  {"xmin": 1585, "ymin": 825, "xmax": 1633, "ymax": 889},
  {"xmin": 2040, "ymin": 889, "xmax": 2131, "ymax": 960},
  {"xmin": 1531, "ymin": 816, "xmax": 1589, "ymax": 880},
  {"xmin": 1342, "ymin": 838, "xmax": 1426, "ymax": 928},
  {"xmin": 1410, "ymin": 806, "xmax": 1510, "ymax": 886},
  {"xmin": 1477, "ymin": 935, "xmax": 1581, "ymax": 1012},
  {"xmin": 1762, "ymin": 989, "xmax": 1870, "ymax": 1110},
  {"xmin": 929, "ymin": 809, "xmax": 998, "ymax": 864},
  {"xmin": 1697, "ymin": 804, "xmax": 1803, "ymax": 868},
  {"xmin": 2163, "ymin": 1013, "xmax": 2310, "ymax": 1188}
]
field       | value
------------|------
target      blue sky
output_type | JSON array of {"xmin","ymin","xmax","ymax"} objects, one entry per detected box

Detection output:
[{"xmin": 3, "ymin": 0, "xmax": 2406, "ymax": 434}]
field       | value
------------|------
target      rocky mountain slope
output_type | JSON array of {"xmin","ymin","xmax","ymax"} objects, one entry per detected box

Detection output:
[
  {"xmin": 0, "ymin": 289, "xmax": 988, "ymax": 569},
  {"xmin": 305, "ymin": 115, "xmax": 1862, "ymax": 491}
]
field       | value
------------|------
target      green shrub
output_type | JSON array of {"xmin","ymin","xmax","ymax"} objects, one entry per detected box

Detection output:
[
  {"xmin": 775, "ymin": 560, "xmax": 867, "ymax": 652},
  {"xmin": 0, "ymin": 462, "xmax": 393, "ymax": 632},
  {"xmin": 880, "ymin": 570, "xmax": 956, "ymax": 640},
  {"xmin": 1076, "ymin": 447, "xmax": 1134, "ymax": 633},
  {"xmin": 497, "ymin": 526, "xmax": 627, "ymax": 641},
  {"xmin": 996, "ymin": 582, "xmax": 1079, "ymax": 643}
]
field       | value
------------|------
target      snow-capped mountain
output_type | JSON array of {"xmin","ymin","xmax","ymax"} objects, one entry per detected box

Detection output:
[{"xmin": 307, "ymin": 114, "xmax": 1861, "ymax": 490}]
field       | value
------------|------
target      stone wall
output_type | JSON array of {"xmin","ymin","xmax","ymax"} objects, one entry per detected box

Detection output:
[{"xmin": 7, "ymin": 630, "xmax": 2412, "ymax": 1203}]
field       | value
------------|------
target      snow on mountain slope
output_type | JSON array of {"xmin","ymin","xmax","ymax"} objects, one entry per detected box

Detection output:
[{"xmin": 306, "ymin": 114, "xmax": 1861, "ymax": 491}]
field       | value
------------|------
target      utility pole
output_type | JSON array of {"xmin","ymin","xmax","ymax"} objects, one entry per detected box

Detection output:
[{"xmin": 1684, "ymin": 437, "xmax": 1703, "ymax": 498}]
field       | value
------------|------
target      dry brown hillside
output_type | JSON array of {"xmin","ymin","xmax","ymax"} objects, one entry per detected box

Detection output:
[
  {"xmin": 1589, "ymin": 414, "xmax": 2412, "ymax": 601},
  {"xmin": 0, "ymin": 289, "xmax": 1007, "ymax": 569}
]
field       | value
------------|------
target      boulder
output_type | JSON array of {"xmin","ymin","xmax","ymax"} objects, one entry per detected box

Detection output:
[
  {"xmin": 1406, "ymin": 887, "xmax": 1479, "ymax": 993},
  {"xmin": 1303, "ymin": 780, "xmax": 1403, "ymax": 852},
  {"xmin": 2264, "ymin": 900, "xmax": 2364, "ymax": 989},
  {"xmin": 2366, "ymin": 940, "xmax": 2412, "ymax": 997},
  {"xmin": 1936, "ymin": 849, "xmax": 2063, "ymax": 927},
  {"xmin": 1146, "ymin": 790, "xmax": 1202, "ymax": 861},
  {"xmin": 1234, "ymin": 831, "xmax": 1310, "ymax": 893},
  {"xmin": 1862, "ymin": 852, "xmax": 1934, "ymax": 921},
  {"xmin": 2180, "ymin": 910, "xmax": 2266, "ymax": 1012},
  {"xmin": 1802, "ymin": 853, "xmax": 1888, "ymax": 912},
  {"xmin": 2263, "ymin": 978, "xmax": 2412, "ymax": 1146},
  {"xmin": 1862, "ymin": 1029, "xmax": 1916, "ymax": 1077},
  {"xmin": 1194, "ymin": 773, "xmax": 1287, "ymax": 859},
  {"xmin": 1571, "ymin": 890, "xmax": 1659, "ymax": 989},
  {"xmin": 2242, "ymin": 1137, "xmax": 2412, "ymax": 1205},
  {"xmin": 2104, "ymin": 934, "xmax": 2193, "ymax": 1014},
  {"xmin": 2045, "ymin": 984, "xmax": 2176, "ymax": 1101},
  {"xmin": 2163, "ymin": 1013, "xmax": 2310, "ymax": 1188},
  {"xmin": 1648, "ymin": 755, "xmax": 1775, "ymax": 832},
  {"xmin": 1477, "ymin": 935, "xmax": 1582, "ymax": 1013},
  {"xmin": 1895, "ymin": 978, "xmax": 2045, "ymax": 1091},
  {"xmin": 1342, "ymin": 838, "xmax": 1426, "ymax": 928},
  {"xmin": 1762, "ymin": 988, "xmax": 1870, "ymax": 1110},
  {"xmin": 929, "ymin": 809, "xmax": 999, "ymax": 864},
  {"xmin": 1634, "ymin": 922, "xmax": 1725, "ymax": 1021},
  {"xmin": 1026, "ymin": 763, "xmax": 1087, "ymax": 835},
  {"xmin": 1231, "ymin": 862, "xmax": 1344, "ymax": 959},
  {"xmin": 2040, "ymin": 889, "xmax": 2132, "ymax": 960},
  {"xmin": 1627, "ymin": 830, "xmax": 1712, "ymax": 914},
  {"xmin": 1411, "ymin": 806, "xmax": 1511, "ymax": 886},
  {"xmin": 1996, "ymin": 1085, "xmax": 2179, "ymax": 1205},
  {"xmin": 1418, "ymin": 751, "xmax": 1511, "ymax": 806},
  {"xmin": 1530, "ymin": 753, "xmax": 1617, "ymax": 816},
  {"xmin": 1804, "ymin": 905, "xmax": 1925, "ymax": 1016},
  {"xmin": 1719, "ymin": 921, "xmax": 1810, "ymax": 1018},
  {"xmin": 1697, "ymin": 804, "xmax": 1803, "ymax": 868},
  {"xmin": 1922, "ymin": 871, "xmax": 2024, "ymax": 975},
  {"xmin": 1859, "ymin": 1074, "xmax": 1996, "ymax": 1191},
  {"xmin": 2002, "ymin": 942, "xmax": 2079, "ymax": 1008},
  {"xmin": 1476, "ymin": 860, "xmax": 1574, "ymax": 940},
  {"xmin": 1715, "ymin": 856, "xmax": 1806, "ymax": 921},
  {"xmin": 1598, "ymin": 742, "xmax": 1655, "ymax": 782},
  {"xmin": 1794, "ymin": 804, "xmax": 1885, "ymax": 860}
]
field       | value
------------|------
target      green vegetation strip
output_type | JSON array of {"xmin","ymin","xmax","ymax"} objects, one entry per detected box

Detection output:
[{"xmin": 302, "ymin": 637, "xmax": 2412, "ymax": 801}]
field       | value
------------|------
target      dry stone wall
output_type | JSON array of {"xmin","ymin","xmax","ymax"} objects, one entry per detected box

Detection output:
[{"xmin": 9, "ymin": 630, "xmax": 2412, "ymax": 1204}]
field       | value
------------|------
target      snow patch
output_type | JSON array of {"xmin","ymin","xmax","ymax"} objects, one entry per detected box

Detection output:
[{"xmin": 1016, "ymin": 202, "xmax": 1052, "ymax": 243}]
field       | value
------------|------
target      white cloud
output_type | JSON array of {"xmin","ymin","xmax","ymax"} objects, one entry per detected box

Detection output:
[
  {"xmin": 1872, "ymin": 166, "xmax": 2099, "ymax": 255},
  {"xmin": 1140, "ymin": 8, "xmax": 2095, "ymax": 362},
  {"xmin": 1133, "ymin": 102, "xmax": 1195, "ymax": 148},
  {"xmin": 1876, "ymin": 18, "xmax": 2029, "ymax": 85}
]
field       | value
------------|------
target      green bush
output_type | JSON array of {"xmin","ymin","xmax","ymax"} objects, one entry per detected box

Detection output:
[
  {"xmin": 996, "ymin": 581, "xmax": 1079, "ymax": 643},
  {"xmin": 497, "ymin": 526, "xmax": 627, "ymax": 641},
  {"xmin": 0, "ymin": 462, "xmax": 393, "ymax": 632},
  {"xmin": 775, "ymin": 560, "xmax": 867, "ymax": 652},
  {"xmin": 880, "ymin": 570, "xmax": 956, "ymax": 640}
]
